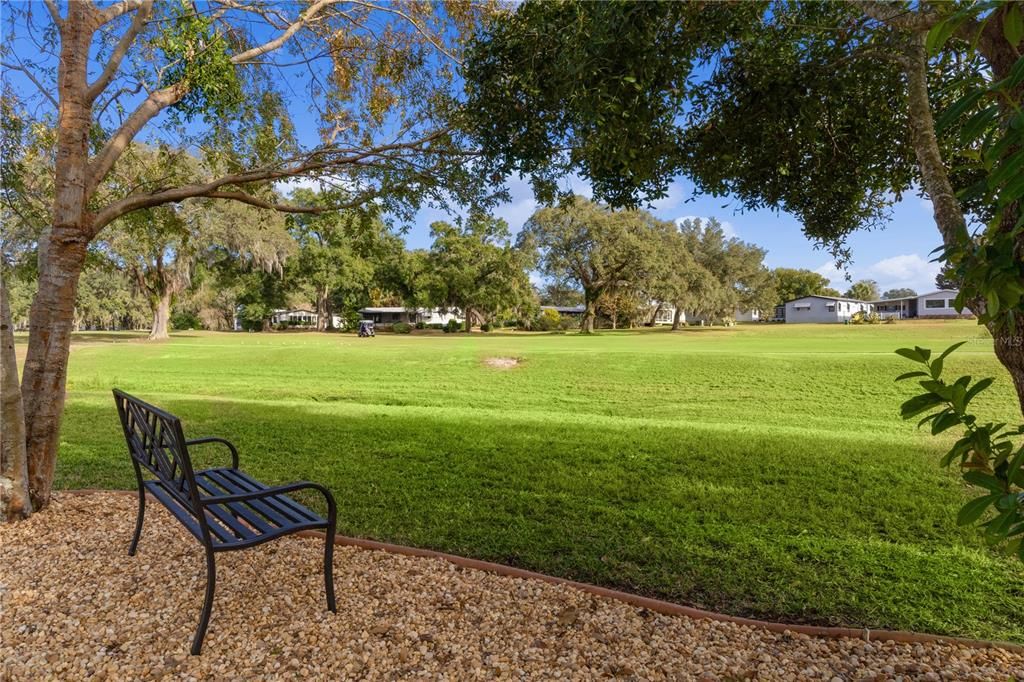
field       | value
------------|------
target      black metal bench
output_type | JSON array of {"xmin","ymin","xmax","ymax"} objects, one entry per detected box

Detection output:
[{"xmin": 113, "ymin": 389, "xmax": 337, "ymax": 655}]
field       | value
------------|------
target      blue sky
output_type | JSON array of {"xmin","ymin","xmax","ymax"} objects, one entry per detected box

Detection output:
[{"xmin": 389, "ymin": 173, "xmax": 945, "ymax": 296}]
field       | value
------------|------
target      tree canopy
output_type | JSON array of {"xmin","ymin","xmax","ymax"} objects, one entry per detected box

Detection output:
[
  {"xmin": 845, "ymin": 279, "xmax": 881, "ymax": 302},
  {"xmin": 883, "ymin": 287, "xmax": 918, "ymax": 300},
  {"xmin": 423, "ymin": 213, "xmax": 534, "ymax": 330},
  {"xmin": 773, "ymin": 268, "xmax": 839, "ymax": 304}
]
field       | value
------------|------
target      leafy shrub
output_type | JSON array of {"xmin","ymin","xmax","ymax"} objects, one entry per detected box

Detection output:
[
  {"xmin": 480, "ymin": 322, "xmax": 492, "ymax": 332},
  {"xmin": 170, "ymin": 311, "xmax": 202, "ymax": 330},
  {"xmin": 558, "ymin": 316, "xmax": 577, "ymax": 331},
  {"xmin": 535, "ymin": 308, "xmax": 561, "ymax": 331},
  {"xmin": 415, "ymin": 321, "xmax": 425, "ymax": 329},
  {"xmin": 445, "ymin": 318, "xmax": 461, "ymax": 333},
  {"xmin": 897, "ymin": 342, "xmax": 1024, "ymax": 562},
  {"xmin": 428, "ymin": 323, "xmax": 445, "ymax": 330},
  {"xmin": 393, "ymin": 322, "xmax": 412, "ymax": 334},
  {"xmin": 851, "ymin": 310, "xmax": 881, "ymax": 325}
]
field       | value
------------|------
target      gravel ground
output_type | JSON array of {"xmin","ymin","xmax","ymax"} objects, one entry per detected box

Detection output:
[{"xmin": 2, "ymin": 493, "xmax": 1022, "ymax": 681}]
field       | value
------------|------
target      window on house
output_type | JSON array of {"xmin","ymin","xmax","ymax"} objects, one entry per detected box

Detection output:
[
  {"xmin": 925, "ymin": 299, "xmax": 945, "ymax": 309},
  {"xmin": 826, "ymin": 304, "xmax": 835, "ymax": 312}
]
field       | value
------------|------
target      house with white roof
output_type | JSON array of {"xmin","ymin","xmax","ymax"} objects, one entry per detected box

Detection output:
[
  {"xmin": 870, "ymin": 290, "xmax": 972, "ymax": 319},
  {"xmin": 782, "ymin": 295, "xmax": 873, "ymax": 323},
  {"xmin": 357, "ymin": 307, "xmax": 463, "ymax": 325}
]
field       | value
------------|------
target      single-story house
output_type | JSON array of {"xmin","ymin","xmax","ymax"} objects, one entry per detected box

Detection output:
[
  {"xmin": 782, "ymin": 295, "xmax": 873, "ymax": 323},
  {"xmin": 735, "ymin": 308, "xmax": 760, "ymax": 323},
  {"xmin": 269, "ymin": 309, "xmax": 344, "ymax": 328},
  {"xmin": 540, "ymin": 305, "xmax": 586, "ymax": 318},
  {"xmin": 869, "ymin": 290, "xmax": 972, "ymax": 319},
  {"xmin": 358, "ymin": 307, "xmax": 463, "ymax": 325},
  {"xmin": 651, "ymin": 305, "xmax": 760, "ymax": 326}
]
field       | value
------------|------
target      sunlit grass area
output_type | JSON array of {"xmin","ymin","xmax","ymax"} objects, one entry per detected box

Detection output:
[{"xmin": 38, "ymin": 320, "xmax": 1024, "ymax": 641}]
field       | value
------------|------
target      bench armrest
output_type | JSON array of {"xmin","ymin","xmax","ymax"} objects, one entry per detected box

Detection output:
[
  {"xmin": 185, "ymin": 437, "xmax": 239, "ymax": 469},
  {"xmin": 199, "ymin": 481, "xmax": 336, "ymax": 520}
]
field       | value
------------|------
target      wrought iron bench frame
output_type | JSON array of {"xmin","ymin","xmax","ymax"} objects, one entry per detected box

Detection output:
[{"xmin": 113, "ymin": 389, "xmax": 337, "ymax": 655}]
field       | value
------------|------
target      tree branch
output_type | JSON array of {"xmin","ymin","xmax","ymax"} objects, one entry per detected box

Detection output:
[
  {"xmin": 204, "ymin": 191, "xmax": 324, "ymax": 214},
  {"xmin": 229, "ymin": 0, "xmax": 341, "ymax": 64},
  {"xmin": 86, "ymin": 0, "xmax": 153, "ymax": 103},
  {"xmin": 0, "ymin": 61, "xmax": 58, "ymax": 110},
  {"xmin": 859, "ymin": 2, "xmax": 939, "ymax": 32},
  {"xmin": 43, "ymin": 0, "xmax": 62, "ymax": 27},
  {"xmin": 94, "ymin": 0, "xmax": 146, "ymax": 27},
  {"xmin": 85, "ymin": 83, "xmax": 187, "ymax": 198},
  {"xmin": 91, "ymin": 130, "xmax": 446, "ymax": 232}
]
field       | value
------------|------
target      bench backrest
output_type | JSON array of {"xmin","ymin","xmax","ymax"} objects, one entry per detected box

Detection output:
[{"xmin": 113, "ymin": 389, "xmax": 199, "ymax": 512}]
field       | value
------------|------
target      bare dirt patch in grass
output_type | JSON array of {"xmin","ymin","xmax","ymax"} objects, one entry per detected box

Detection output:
[{"xmin": 483, "ymin": 356, "xmax": 522, "ymax": 369}]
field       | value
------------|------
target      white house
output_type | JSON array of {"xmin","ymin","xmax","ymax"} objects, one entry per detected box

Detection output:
[
  {"xmin": 783, "ymin": 295, "xmax": 873, "ymax": 323},
  {"xmin": 735, "ymin": 308, "xmax": 760, "ymax": 323},
  {"xmin": 358, "ymin": 307, "xmax": 463, "ymax": 325},
  {"xmin": 652, "ymin": 305, "xmax": 760, "ymax": 326},
  {"xmin": 269, "ymin": 308, "xmax": 344, "ymax": 328},
  {"xmin": 870, "ymin": 290, "xmax": 972, "ymax": 319}
]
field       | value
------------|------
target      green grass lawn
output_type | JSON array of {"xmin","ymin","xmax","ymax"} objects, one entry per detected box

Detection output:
[{"xmin": 36, "ymin": 321, "xmax": 1024, "ymax": 642}]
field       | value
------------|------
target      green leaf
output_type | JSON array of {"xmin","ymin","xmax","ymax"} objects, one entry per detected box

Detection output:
[
  {"xmin": 964, "ymin": 377, "xmax": 994, "ymax": 406},
  {"xmin": 931, "ymin": 410, "xmax": 962, "ymax": 435},
  {"xmin": 1004, "ymin": 3, "xmax": 1024, "ymax": 46},
  {"xmin": 895, "ymin": 371, "xmax": 928, "ymax": 382},
  {"xmin": 915, "ymin": 346, "xmax": 932, "ymax": 362},
  {"xmin": 938, "ymin": 341, "xmax": 967, "ymax": 361},
  {"xmin": 895, "ymin": 347, "xmax": 926, "ymax": 363},
  {"xmin": 986, "ymin": 289, "xmax": 1000, "ymax": 317},
  {"xmin": 900, "ymin": 393, "xmax": 945, "ymax": 419},
  {"xmin": 935, "ymin": 89, "xmax": 984, "ymax": 132},
  {"xmin": 963, "ymin": 470, "xmax": 1004, "ymax": 493},
  {"xmin": 926, "ymin": 18, "xmax": 958, "ymax": 54},
  {"xmin": 958, "ymin": 493, "xmax": 1000, "ymax": 526},
  {"xmin": 930, "ymin": 356, "xmax": 944, "ymax": 379}
]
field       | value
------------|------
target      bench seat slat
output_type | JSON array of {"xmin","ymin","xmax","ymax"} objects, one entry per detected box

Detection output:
[
  {"xmin": 201, "ymin": 468, "xmax": 309, "ymax": 527},
  {"xmin": 222, "ymin": 468, "xmax": 323, "ymax": 523},
  {"xmin": 193, "ymin": 473, "xmax": 277, "ymax": 535}
]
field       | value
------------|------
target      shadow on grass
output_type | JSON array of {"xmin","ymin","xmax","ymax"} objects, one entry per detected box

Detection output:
[{"xmin": 57, "ymin": 396, "xmax": 1024, "ymax": 642}]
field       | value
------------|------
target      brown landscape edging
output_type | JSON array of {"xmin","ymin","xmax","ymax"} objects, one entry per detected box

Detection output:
[{"xmin": 60, "ymin": 488, "xmax": 1024, "ymax": 654}]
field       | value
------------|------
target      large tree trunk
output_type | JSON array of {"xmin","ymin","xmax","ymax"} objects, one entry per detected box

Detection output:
[
  {"xmin": 464, "ymin": 306, "xmax": 474, "ymax": 332},
  {"xmin": 316, "ymin": 286, "xmax": 329, "ymax": 331},
  {"xmin": 581, "ymin": 296, "xmax": 597, "ymax": 333},
  {"xmin": 148, "ymin": 291, "xmax": 171, "ymax": 340},
  {"xmin": 18, "ymin": 4, "xmax": 99, "ymax": 511},
  {"xmin": 672, "ymin": 306, "xmax": 683, "ymax": 331},
  {"xmin": 21, "ymin": 231, "xmax": 90, "ymax": 511},
  {"xmin": 1, "ymin": 270, "xmax": 33, "ymax": 522}
]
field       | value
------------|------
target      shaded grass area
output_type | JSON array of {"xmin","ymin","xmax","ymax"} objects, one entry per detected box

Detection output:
[{"xmin": 48, "ymin": 322, "xmax": 1024, "ymax": 642}]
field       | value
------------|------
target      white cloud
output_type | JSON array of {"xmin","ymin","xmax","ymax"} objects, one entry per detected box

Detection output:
[
  {"xmin": 675, "ymin": 215, "xmax": 737, "ymax": 238},
  {"xmin": 492, "ymin": 175, "xmax": 539, "ymax": 232},
  {"xmin": 814, "ymin": 260, "xmax": 846, "ymax": 285},
  {"xmin": 864, "ymin": 253, "xmax": 940, "ymax": 292},
  {"xmin": 648, "ymin": 182, "xmax": 685, "ymax": 212},
  {"xmin": 815, "ymin": 253, "xmax": 940, "ymax": 296}
]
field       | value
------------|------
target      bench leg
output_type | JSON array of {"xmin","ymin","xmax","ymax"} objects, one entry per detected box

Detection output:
[
  {"xmin": 128, "ymin": 485, "xmax": 146, "ymax": 556},
  {"xmin": 191, "ymin": 549, "xmax": 216, "ymax": 655},
  {"xmin": 324, "ymin": 519, "xmax": 337, "ymax": 613}
]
